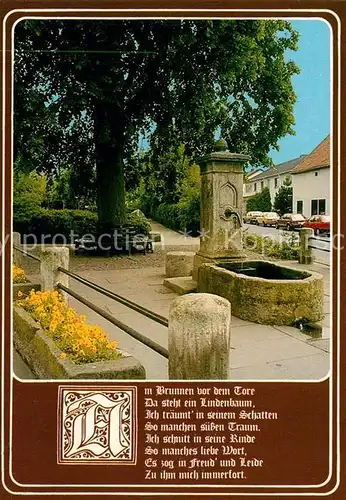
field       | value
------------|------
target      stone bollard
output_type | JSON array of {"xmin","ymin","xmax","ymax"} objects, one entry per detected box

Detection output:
[
  {"xmin": 13, "ymin": 232, "xmax": 22, "ymax": 267},
  {"xmin": 299, "ymin": 228, "xmax": 314, "ymax": 264},
  {"xmin": 166, "ymin": 251, "xmax": 195, "ymax": 278},
  {"xmin": 40, "ymin": 247, "xmax": 69, "ymax": 300},
  {"xmin": 168, "ymin": 293, "xmax": 231, "ymax": 379}
]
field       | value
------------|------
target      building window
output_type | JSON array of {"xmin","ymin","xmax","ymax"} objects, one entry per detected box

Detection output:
[
  {"xmin": 254, "ymin": 183, "xmax": 257, "ymax": 192},
  {"xmin": 261, "ymin": 181, "xmax": 264, "ymax": 190},
  {"xmin": 297, "ymin": 201, "xmax": 303, "ymax": 214},
  {"xmin": 319, "ymin": 199, "xmax": 326, "ymax": 214},
  {"xmin": 311, "ymin": 199, "xmax": 326, "ymax": 216},
  {"xmin": 315, "ymin": 171, "xmax": 318, "ymax": 176},
  {"xmin": 274, "ymin": 178, "xmax": 278, "ymax": 188}
]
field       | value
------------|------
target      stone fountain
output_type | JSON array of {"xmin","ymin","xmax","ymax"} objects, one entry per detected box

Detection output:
[
  {"xmin": 164, "ymin": 139, "xmax": 324, "ymax": 326},
  {"xmin": 192, "ymin": 137, "xmax": 249, "ymax": 279}
]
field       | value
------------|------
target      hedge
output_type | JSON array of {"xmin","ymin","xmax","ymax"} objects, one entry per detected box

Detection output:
[
  {"xmin": 13, "ymin": 208, "xmax": 151, "ymax": 242},
  {"xmin": 149, "ymin": 199, "xmax": 200, "ymax": 236}
]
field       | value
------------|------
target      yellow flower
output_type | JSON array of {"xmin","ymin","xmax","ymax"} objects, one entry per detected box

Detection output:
[
  {"xmin": 13, "ymin": 265, "xmax": 28, "ymax": 284},
  {"xmin": 16, "ymin": 289, "xmax": 121, "ymax": 365}
]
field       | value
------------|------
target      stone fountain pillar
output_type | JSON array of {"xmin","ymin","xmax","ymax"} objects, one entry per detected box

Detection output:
[{"xmin": 193, "ymin": 139, "xmax": 250, "ymax": 281}]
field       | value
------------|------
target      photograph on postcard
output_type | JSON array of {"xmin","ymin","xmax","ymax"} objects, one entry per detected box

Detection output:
[
  {"xmin": 1, "ymin": 6, "xmax": 342, "ymax": 498},
  {"xmin": 12, "ymin": 17, "xmax": 331, "ymax": 383}
]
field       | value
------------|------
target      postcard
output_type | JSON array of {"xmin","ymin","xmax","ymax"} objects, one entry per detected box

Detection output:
[{"xmin": 1, "ymin": 2, "xmax": 344, "ymax": 499}]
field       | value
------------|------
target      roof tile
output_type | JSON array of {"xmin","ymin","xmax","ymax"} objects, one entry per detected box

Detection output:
[{"xmin": 291, "ymin": 136, "xmax": 330, "ymax": 174}]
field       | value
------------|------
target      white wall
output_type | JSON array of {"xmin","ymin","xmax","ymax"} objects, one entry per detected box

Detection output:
[
  {"xmin": 292, "ymin": 167, "xmax": 330, "ymax": 217},
  {"xmin": 243, "ymin": 173, "xmax": 291, "ymax": 208}
]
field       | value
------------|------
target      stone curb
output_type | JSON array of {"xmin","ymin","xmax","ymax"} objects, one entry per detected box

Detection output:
[
  {"xmin": 13, "ymin": 306, "xmax": 146, "ymax": 380},
  {"xmin": 13, "ymin": 282, "xmax": 41, "ymax": 300}
]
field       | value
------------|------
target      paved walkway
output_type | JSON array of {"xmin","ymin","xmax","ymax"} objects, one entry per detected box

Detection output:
[
  {"xmin": 13, "ymin": 223, "xmax": 331, "ymax": 381},
  {"xmin": 65, "ymin": 260, "xmax": 330, "ymax": 380},
  {"xmin": 149, "ymin": 220, "xmax": 200, "ymax": 247}
]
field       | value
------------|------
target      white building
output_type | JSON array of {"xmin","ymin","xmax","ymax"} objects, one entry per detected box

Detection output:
[
  {"xmin": 291, "ymin": 136, "xmax": 330, "ymax": 217},
  {"xmin": 243, "ymin": 155, "xmax": 307, "ymax": 209}
]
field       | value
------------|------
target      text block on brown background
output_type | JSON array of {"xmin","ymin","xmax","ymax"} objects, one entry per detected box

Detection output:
[
  {"xmin": 1, "ymin": 1, "xmax": 345, "ymax": 499},
  {"xmin": 4, "ymin": 379, "xmax": 334, "ymax": 494}
]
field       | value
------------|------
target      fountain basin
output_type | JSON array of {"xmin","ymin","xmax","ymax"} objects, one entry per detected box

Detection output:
[{"xmin": 198, "ymin": 260, "xmax": 324, "ymax": 325}]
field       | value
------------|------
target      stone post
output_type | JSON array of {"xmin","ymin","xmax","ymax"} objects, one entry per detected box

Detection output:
[
  {"xmin": 193, "ymin": 139, "xmax": 250, "ymax": 280},
  {"xmin": 13, "ymin": 232, "xmax": 22, "ymax": 267},
  {"xmin": 166, "ymin": 251, "xmax": 195, "ymax": 278},
  {"xmin": 298, "ymin": 228, "xmax": 314, "ymax": 264},
  {"xmin": 40, "ymin": 247, "xmax": 69, "ymax": 299},
  {"xmin": 168, "ymin": 293, "xmax": 231, "ymax": 379}
]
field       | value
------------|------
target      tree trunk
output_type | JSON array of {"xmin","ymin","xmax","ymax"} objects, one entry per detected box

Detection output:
[{"xmin": 94, "ymin": 104, "xmax": 127, "ymax": 231}]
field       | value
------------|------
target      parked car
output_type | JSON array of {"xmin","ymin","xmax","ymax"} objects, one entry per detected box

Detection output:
[
  {"xmin": 275, "ymin": 213, "xmax": 306, "ymax": 231},
  {"xmin": 303, "ymin": 215, "xmax": 330, "ymax": 236},
  {"xmin": 244, "ymin": 211, "xmax": 263, "ymax": 224},
  {"xmin": 256, "ymin": 212, "xmax": 279, "ymax": 227}
]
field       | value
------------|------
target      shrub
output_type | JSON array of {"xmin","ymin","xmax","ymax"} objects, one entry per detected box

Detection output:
[
  {"xmin": 246, "ymin": 187, "xmax": 272, "ymax": 212},
  {"xmin": 13, "ymin": 208, "xmax": 97, "ymax": 239},
  {"xmin": 176, "ymin": 163, "xmax": 200, "ymax": 234},
  {"xmin": 141, "ymin": 164, "xmax": 201, "ymax": 234},
  {"xmin": 126, "ymin": 211, "xmax": 151, "ymax": 234},
  {"xmin": 13, "ymin": 172, "xmax": 47, "ymax": 222},
  {"xmin": 13, "ymin": 265, "xmax": 28, "ymax": 283},
  {"xmin": 244, "ymin": 232, "xmax": 299, "ymax": 260},
  {"xmin": 16, "ymin": 290, "xmax": 121, "ymax": 365},
  {"xmin": 125, "ymin": 188, "xmax": 143, "ymax": 212},
  {"xmin": 176, "ymin": 191, "xmax": 200, "ymax": 235},
  {"xmin": 13, "ymin": 208, "xmax": 151, "ymax": 240},
  {"xmin": 152, "ymin": 203, "xmax": 181, "ymax": 231}
]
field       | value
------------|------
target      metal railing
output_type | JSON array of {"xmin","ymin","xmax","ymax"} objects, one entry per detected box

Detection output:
[
  {"xmin": 57, "ymin": 267, "xmax": 168, "ymax": 327},
  {"xmin": 13, "ymin": 244, "xmax": 41, "ymax": 262},
  {"xmin": 56, "ymin": 267, "xmax": 169, "ymax": 358},
  {"xmin": 13, "ymin": 242, "xmax": 169, "ymax": 358},
  {"xmin": 308, "ymin": 236, "xmax": 331, "ymax": 253},
  {"xmin": 57, "ymin": 282, "xmax": 168, "ymax": 358}
]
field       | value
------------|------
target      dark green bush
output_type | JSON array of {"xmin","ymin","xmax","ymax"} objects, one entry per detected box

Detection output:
[
  {"xmin": 13, "ymin": 208, "xmax": 98, "ymax": 238},
  {"xmin": 177, "ymin": 191, "xmax": 200, "ymax": 235},
  {"xmin": 152, "ymin": 203, "xmax": 181, "ymax": 231},
  {"xmin": 246, "ymin": 187, "xmax": 272, "ymax": 212},
  {"xmin": 126, "ymin": 211, "xmax": 151, "ymax": 234},
  {"xmin": 13, "ymin": 208, "xmax": 151, "ymax": 239},
  {"xmin": 13, "ymin": 172, "xmax": 47, "ymax": 223},
  {"xmin": 142, "ymin": 196, "xmax": 200, "ymax": 235},
  {"xmin": 139, "ymin": 161, "xmax": 201, "ymax": 234},
  {"xmin": 244, "ymin": 233, "xmax": 299, "ymax": 260}
]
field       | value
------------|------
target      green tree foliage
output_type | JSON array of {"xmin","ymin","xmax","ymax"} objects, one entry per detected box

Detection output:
[
  {"xmin": 14, "ymin": 19, "xmax": 299, "ymax": 228},
  {"xmin": 13, "ymin": 172, "xmax": 47, "ymax": 222},
  {"xmin": 246, "ymin": 187, "xmax": 272, "ymax": 212},
  {"xmin": 273, "ymin": 177, "xmax": 293, "ymax": 215},
  {"xmin": 141, "ymin": 143, "xmax": 189, "ymax": 208},
  {"xmin": 46, "ymin": 168, "xmax": 97, "ymax": 210},
  {"xmin": 176, "ymin": 163, "xmax": 201, "ymax": 233}
]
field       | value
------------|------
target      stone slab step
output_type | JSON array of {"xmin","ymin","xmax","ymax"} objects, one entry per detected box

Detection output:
[{"xmin": 163, "ymin": 277, "xmax": 197, "ymax": 295}]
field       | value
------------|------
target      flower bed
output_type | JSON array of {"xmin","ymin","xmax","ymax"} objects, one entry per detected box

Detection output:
[
  {"xmin": 13, "ymin": 265, "xmax": 28, "ymax": 283},
  {"xmin": 12, "ymin": 265, "xmax": 41, "ymax": 299},
  {"xmin": 14, "ymin": 290, "xmax": 146, "ymax": 379}
]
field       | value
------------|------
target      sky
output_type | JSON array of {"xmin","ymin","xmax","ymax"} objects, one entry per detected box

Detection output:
[{"xmin": 269, "ymin": 19, "xmax": 331, "ymax": 165}]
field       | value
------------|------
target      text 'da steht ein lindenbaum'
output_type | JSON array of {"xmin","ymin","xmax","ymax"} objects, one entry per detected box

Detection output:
[{"xmin": 143, "ymin": 385, "xmax": 278, "ymax": 482}]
